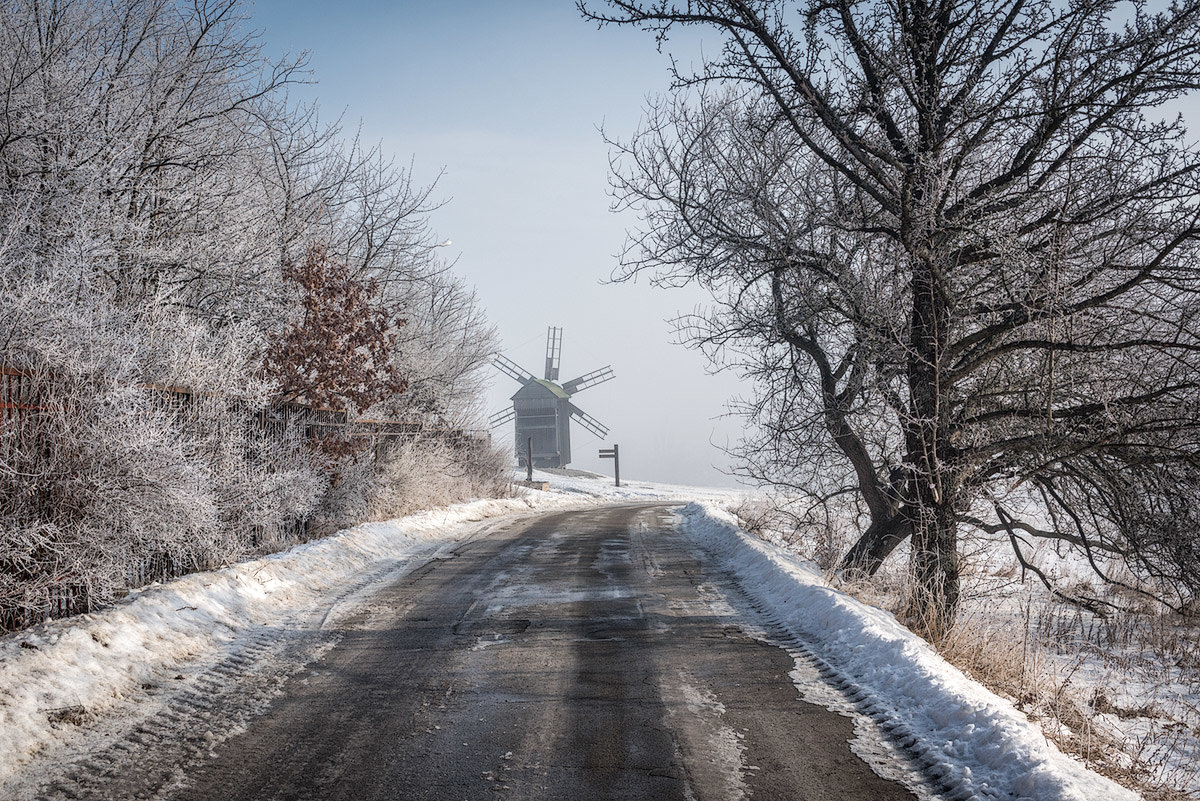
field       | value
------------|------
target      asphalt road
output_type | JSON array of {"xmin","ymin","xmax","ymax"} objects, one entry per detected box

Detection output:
[{"xmin": 38, "ymin": 503, "xmax": 920, "ymax": 800}]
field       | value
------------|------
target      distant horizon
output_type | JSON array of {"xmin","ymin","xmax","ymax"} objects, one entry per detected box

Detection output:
[{"xmin": 248, "ymin": 1, "xmax": 748, "ymax": 487}]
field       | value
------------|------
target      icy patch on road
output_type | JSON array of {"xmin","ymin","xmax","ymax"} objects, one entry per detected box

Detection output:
[
  {"xmin": 677, "ymin": 501, "xmax": 1141, "ymax": 801},
  {"xmin": 484, "ymin": 584, "xmax": 634, "ymax": 616},
  {"xmin": 663, "ymin": 669, "xmax": 749, "ymax": 801}
]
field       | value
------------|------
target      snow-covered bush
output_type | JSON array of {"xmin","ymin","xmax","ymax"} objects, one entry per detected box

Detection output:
[
  {"xmin": 301, "ymin": 434, "xmax": 512, "ymax": 535},
  {"xmin": 0, "ymin": 0, "xmax": 500, "ymax": 630}
]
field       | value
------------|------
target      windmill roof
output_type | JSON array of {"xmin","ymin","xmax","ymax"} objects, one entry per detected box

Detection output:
[{"xmin": 512, "ymin": 379, "xmax": 570, "ymax": 400}]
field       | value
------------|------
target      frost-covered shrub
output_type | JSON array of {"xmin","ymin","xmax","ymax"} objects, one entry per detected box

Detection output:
[
  {"xmin": 308, "ymin": 450, "xmax": 376, "ymax": 537},
  {"xmin": 297, "ymin": 434, "xmax": 510, "ymax": 536},
  {"xmin": 209, "ymin": 412, "xmax": 329, "ymax": 555},
  {"xmin": 0, "ymin": 352, "xmax": 333, "ymax": 627},
  {"xmin": 366, "ymin": 437, "xmax": 511, "ymax": 522}
]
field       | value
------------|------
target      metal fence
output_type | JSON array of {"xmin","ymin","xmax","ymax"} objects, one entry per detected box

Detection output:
[
  {"xmin": 1, "ymin": 365, "xmax": 84, "ymax": 629},
  {"xmin": 1, "ymin": 366, "xmax": 50, "ymax": 493}
]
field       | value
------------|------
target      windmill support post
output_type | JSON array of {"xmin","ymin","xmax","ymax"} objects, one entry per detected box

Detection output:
[
  {"xmin": 518, "ymin": 436, "xmax": 550, "ymax": 490},
  {"xmin": 599, "ymin": 444, "xmax": 619, "ymax": 487}
]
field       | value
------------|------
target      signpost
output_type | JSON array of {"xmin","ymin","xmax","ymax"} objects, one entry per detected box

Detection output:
[{"xmin": 598, "ymin": 444, "xmax": 620, "ymax": 487}]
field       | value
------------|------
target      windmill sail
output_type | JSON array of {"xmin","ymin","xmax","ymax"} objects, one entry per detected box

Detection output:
[
  {"xmin": 562, "ymin": 365, "xmax": 614, "ymax": 395},
  {"xmin": 568, "ymin": 403, "xmax": 609, "ymax": 438},
  {"xmin": 488, "ymin": 407, "xmax": 515, "ymax": 428},
  {"xmin": 494, "ymin": 354, "xmax": 536, "ymax": 385}
]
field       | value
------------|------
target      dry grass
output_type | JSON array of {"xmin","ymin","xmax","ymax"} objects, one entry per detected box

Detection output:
[
  {"xmin": 728, "ymin": 496, "xmax": 853, "ymax": 571},
  {"xmin": 933, "ymin": 600, "xmax": 1149, "ymax": 791},
  {"xmin": 1028, "ymin": 600, "xmax": 1200, "ymax": 801},
  {"xmin": 867, "ymin": 563, "xmax": 1200, "ymax": 800}
]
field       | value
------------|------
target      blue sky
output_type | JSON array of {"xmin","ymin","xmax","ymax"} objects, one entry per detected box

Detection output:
[{"xmin": 248, "ymin": 1, "xmax": 747, "ymax": 486}]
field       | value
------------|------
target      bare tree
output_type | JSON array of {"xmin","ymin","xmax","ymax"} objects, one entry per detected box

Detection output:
[{"xmin": 585, "ymin": 0, "xmax": 1200, "ymax": 635}]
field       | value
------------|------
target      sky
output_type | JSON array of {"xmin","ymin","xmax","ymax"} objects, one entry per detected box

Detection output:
[{"xmin": 248, "ymin": 1, "xmax": 748, "ymax": 487}]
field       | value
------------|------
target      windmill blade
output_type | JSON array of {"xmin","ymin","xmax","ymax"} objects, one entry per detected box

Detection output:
[
  {"xmin": 488, "ymin": 407, "xmax": 515, "ymax": 429},
  {"xmin": 544, "ymin": 326, "xmax": 562, "ymax": 381},
  {"xmin": 494, "ymin": 354, "xmax": 536, "ymax": 385},
  {"xmin": 562, "ymin": 365, "xmax": 614, "ymax": 395},
  {"xmin": 568, "ymin": 403, "xmax": 609, "ymax": 439}
]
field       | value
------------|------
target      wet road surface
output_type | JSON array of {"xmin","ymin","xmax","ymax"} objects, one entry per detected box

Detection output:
[{"xmin": 35, "ymin": 504, "xmax": 920, "ymax": 800}]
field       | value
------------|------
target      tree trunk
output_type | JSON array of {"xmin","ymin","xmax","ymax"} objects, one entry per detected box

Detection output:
[
  {"xmin": 839, "ymin": 514, "xmax": 910, "ymax": 577},
  {"xmin": 904, "ymin": 497, "xmax": 960, "ymax": 640},
  {"xmin": 903, "ymin": 249, "xmax": 960, "ymax": 638}
]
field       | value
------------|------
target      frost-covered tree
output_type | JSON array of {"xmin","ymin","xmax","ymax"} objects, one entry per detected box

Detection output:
[
  {"xmin": 586, "ymin": 0, "xmax": 1200, "ymax": 635},
  {"xmin": 0, "ymin": 0, "xmax": 501, "ymax": 629}
]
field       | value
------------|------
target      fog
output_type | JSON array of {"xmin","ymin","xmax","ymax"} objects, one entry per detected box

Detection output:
[{"xmin": 250, "ymin": 1, "xmax": 748, "ymax": 486}]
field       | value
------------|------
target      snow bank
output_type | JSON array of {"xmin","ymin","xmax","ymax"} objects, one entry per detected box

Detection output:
[
  {"xmin": 522, "ymin": 468, "xmax": 747, "ymax": 504},
  {"xmin": 678, "ymin": 501, "xmax": 1140, "ymax": 801},
  {"xmin": 0, "ymin": 493, "xmax": 588, "ymax": 786}
]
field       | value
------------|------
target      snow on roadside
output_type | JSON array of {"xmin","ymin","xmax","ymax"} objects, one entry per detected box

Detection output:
[
  {"xmin": 677, "ymin": 500, "xmax": 1142, "ymax": 801},
  {"xmin": 0, "ymin": 491, "xmax": 596, "ymax": 787},
  {"xmin": 521, "ymin": 467, "xmax": 747, "ymax": 504}
]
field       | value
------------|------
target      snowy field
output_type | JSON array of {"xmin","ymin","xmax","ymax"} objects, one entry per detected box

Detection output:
[
  {"xmin": 520, "ymin": 466, "xmax": 750, "ymax": 503},
  {"xmin": 0, "ymin": 470, "xmax": 1144, "ymax": 800},
  {"xmin": 942, "ymin": 539, "xmax": 1200, "ymax": 799}
]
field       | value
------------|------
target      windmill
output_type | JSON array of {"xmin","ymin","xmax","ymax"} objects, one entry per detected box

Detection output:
[{"xmin": 489, "ymin": 327, "xmax": 614, "ymax": 468}]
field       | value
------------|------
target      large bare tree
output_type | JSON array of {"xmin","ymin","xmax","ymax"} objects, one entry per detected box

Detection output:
[{"xmin": 584, "ymin": 0, "xmax": 1200, "ymax": 635}]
